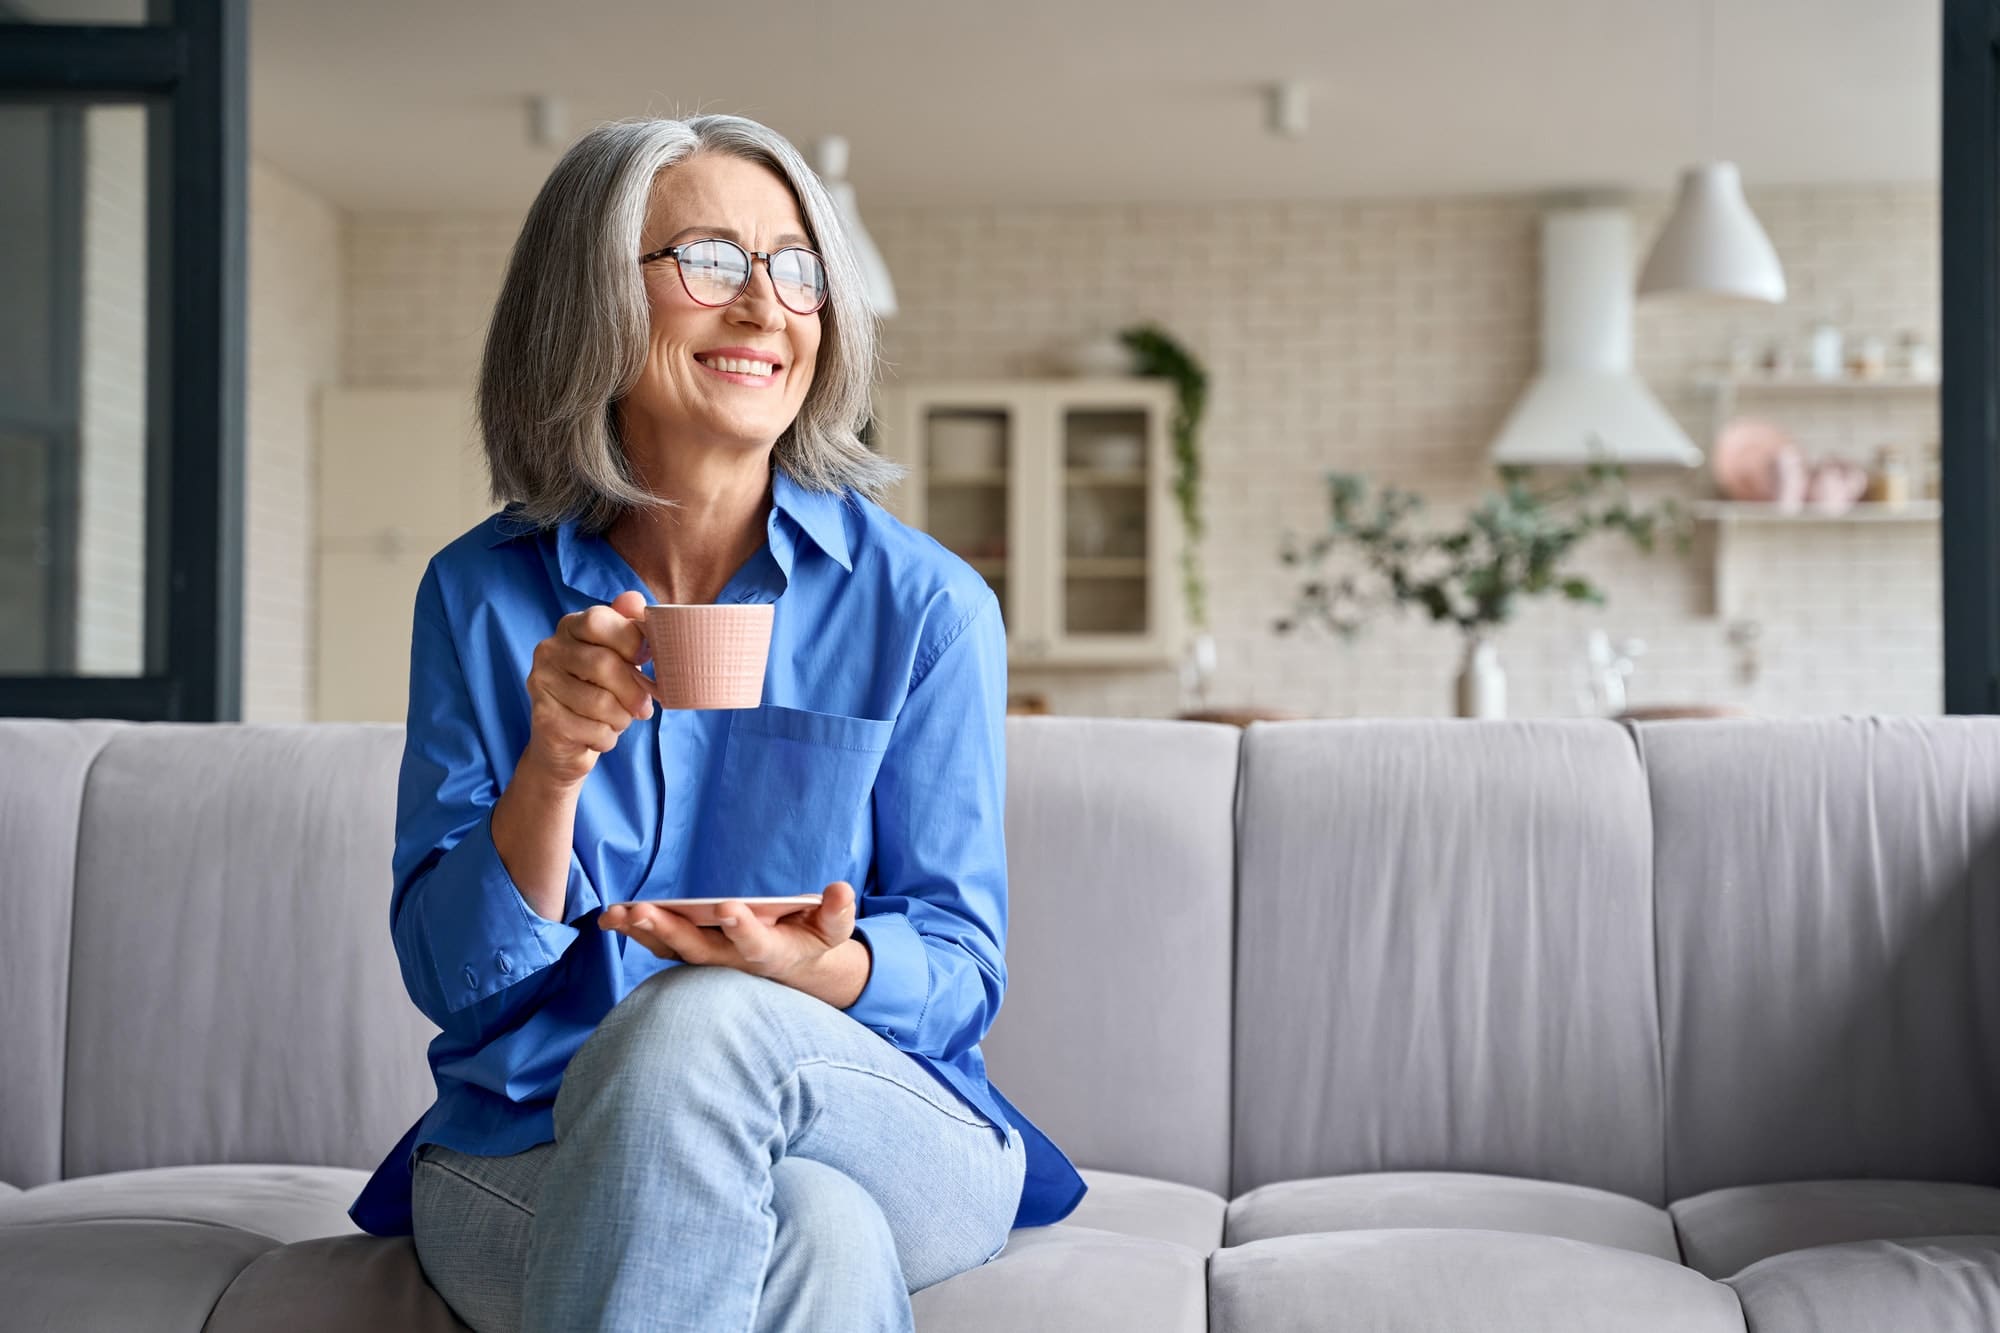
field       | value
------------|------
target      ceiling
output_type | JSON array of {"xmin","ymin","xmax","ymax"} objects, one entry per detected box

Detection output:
[{"xmin": 248, "ymin": 0, "xmax": 1940, "ymax": 214}]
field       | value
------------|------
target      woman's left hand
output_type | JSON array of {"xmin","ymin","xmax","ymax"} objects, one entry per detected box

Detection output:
[{"xmin": 598, "ymin": 882, "xmax": 867, "ymax": 1005}]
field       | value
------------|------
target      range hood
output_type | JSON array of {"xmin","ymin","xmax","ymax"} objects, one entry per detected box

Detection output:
[{"xmin": 1489, "ymin": 206, "xmax": 1701, "ymax": 467}]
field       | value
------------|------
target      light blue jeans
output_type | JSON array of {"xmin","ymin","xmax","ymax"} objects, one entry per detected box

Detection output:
[{"xmin": 410, "ymin": 965, "xmax": 1026, "ymax": 1333}]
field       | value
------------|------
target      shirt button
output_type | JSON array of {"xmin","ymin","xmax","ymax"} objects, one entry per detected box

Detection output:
[
  {"xmin": 463, "ymin": 965, "xmax": 478, "ymax": 988},
  {"xmin": 495, "ymin": 952, "xmax": 512, "ymax": 975}
]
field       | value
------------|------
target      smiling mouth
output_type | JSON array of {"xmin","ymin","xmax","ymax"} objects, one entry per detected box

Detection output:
[{"xmin": 694, "ymin": 353, "xmax": 780, "ymax": 378}]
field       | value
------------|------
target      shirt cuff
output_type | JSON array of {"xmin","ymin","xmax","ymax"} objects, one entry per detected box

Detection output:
[
  {"xmin": 425, "ymin": 813, "xmax": 591, "ymax": 1013},
  {"xmin": 844, "ymin": 911, "xmax": 931, "ymax": 1043}
]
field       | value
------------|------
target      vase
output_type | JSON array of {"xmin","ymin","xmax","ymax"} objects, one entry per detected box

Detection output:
[
  {"xmin": 1455, "ymin": 635, "xmax": 1507, "ymax": 719},
  {"xmin": 1179, "ymin": 632, "xmax": 1218, "ymax": 711}
]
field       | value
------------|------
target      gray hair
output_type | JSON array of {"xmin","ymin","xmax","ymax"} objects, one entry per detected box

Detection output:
[{"xmin": 479, "ymin": 115, "xmax": 902, "ymax": 532}]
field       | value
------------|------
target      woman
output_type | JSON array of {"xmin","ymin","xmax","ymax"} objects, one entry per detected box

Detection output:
[{"xmin": 347, "ymin": 115, "xmax": 1084, "ymax": 1333}]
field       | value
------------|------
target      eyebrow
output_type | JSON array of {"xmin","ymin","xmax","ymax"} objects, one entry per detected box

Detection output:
[{"xmin": 660, "ymin": 224, "xmax": 813, "ymax": 250}]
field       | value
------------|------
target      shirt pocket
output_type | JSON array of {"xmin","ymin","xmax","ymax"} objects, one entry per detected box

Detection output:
[{"xmin": 684, "ymin": 704, "xmax": 895, "ymax": 899}]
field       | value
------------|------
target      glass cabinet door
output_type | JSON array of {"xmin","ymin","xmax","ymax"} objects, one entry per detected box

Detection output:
[
  {"xmin": 1057, "ymin": 407, "xmax": 1155, "ymax": 644},
  {"xmin": 917, "ymin": 406, "xmax": 1014, "ymax": 625}
]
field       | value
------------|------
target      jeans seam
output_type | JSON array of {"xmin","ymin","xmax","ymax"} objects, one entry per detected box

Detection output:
[
  {"xmin": 417, "ymin": 1153, "xmax": 539, "ymax": 1219},
  {"xmin": 793, "ymin": 1056, "xmax": 994, "ymax": 1130}
]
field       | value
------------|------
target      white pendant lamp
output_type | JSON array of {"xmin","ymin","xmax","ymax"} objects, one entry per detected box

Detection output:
[
  {"xmin": 1637, "ymin": 0, "xmax": 1785, "ymax": 303},
  {"xmin": 1638, "ymin": 162, "xmax": 1786, "ymax": 303},
  {"xmin": 813, "ymin": 136, "xmax": 897, "ymax": 319}
]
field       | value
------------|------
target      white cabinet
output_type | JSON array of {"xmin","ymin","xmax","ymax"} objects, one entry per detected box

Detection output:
[
  {"xmin": 315, "ymin": 387, "xmax": 488, "ymax": 721},
  {"xmin": 874, "ymin": 380, "xmax": 1182, "ymax": 668}
]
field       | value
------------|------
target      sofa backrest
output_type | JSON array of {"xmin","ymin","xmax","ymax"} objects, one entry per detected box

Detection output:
[
  {"xmin": 56, "ymin": 723, "xmax": 435, "ymax": 1179},
  {"xmin": 1641, "ymin": 717, "xmax": 2000, "ymax": 1200},
  {"xmin": 8, "ymin": 715, "xmax": 2000, "ymax": 1208},
  {"xmin": 983, "ymin": 718, "xmax": 1241, "ymax": 1197},
  {"xmin": 1230, "ymin": 720, "xmax": 1669, "ymax": 1203},
  {"xmin": 0, "ymin": 721, "xmax": 119, "ymax": 1188},
  {"xmin": 0, "ymin": 717, "xmax": 1242, "ymax": 1198}
]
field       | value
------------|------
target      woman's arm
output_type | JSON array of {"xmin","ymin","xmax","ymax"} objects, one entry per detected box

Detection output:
[
  {"xmin": 389, "ymin": 565, "xmax": 602, "ymax": 1034},
  {"xmin": 490, "ymin": 758, "xmax": 587, "ymax": 923},
  {"xmin": 844, "ymin": 590, "xmax": 1011, "ymax": 1060}
]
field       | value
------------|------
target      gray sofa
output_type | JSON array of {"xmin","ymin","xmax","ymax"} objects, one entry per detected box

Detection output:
[{"xmin": 3, "ymin": 715, "xmax": 1999, "ymax": 1331}]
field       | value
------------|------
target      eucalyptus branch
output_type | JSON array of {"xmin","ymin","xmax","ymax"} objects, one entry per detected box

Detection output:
[
  {"xmin": 1120, "ymin": 324, "xmax": 1209, "ymax": 632},
  {"xmin": 1275, "ymin": 464, "xmax": 1689, "ymax": 642}
]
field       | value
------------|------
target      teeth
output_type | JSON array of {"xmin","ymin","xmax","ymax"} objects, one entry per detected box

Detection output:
[{"xmin": 700, "ymin": 355, "xmax": 773, "ymax": 377}]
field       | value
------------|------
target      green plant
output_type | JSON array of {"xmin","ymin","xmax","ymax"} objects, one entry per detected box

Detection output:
[
  {"xmin": 1274, "ymin": 463, "xmax": 1690, "ymax": 641},
  {"xmin": 1119, "ymin": 324, "xmax": 1209, "ymax": 632}
]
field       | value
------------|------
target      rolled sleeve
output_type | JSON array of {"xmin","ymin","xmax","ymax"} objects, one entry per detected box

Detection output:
[
  {"xmin": 415, "ymin": 811, "xmax": 592, "ymax": 1014},
  {"xmin": 845, "ymin": 910, "xmax": 931, "ymax": 1042}
]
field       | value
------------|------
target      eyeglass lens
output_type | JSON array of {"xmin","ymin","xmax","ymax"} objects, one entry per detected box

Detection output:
[{"xmin": 677, "ymin": 240, "xmax": 826, "ymax": 314}]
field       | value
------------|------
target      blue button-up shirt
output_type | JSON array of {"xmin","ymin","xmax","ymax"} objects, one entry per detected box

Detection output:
[{"xmin": 348, "ymin": 469, "xmax": 1085, "ymax": 1235}]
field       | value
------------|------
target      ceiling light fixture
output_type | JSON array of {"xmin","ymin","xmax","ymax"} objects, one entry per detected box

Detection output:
[
  {"xmin": 1267, "ymin": 81, "xmax": 1309, "ymax": 138},
  {"xmin": 1636, "ymin": 0, "xmax": 1785, "ymax": 303},
  {"xmin": 526, "ymin": 95, "xmax": 567, "ymax": 150},
  {"xmin": 813, "ymin": 136, "xmax": 898, "ymax": 318}
]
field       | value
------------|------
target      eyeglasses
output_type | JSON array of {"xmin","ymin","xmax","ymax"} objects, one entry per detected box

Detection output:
[{"xmin": 639, "ymin": 238, "xmax": 828, "ymax": 315}]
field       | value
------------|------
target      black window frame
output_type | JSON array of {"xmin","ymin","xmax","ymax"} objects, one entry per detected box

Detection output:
[
  {"xmin": 1944, "ymin": 0, "xmax": 2000, "ymax": 713},
  {"xmin": 0, "ymin": 0, "xmax": 246, "ymax": 721}
]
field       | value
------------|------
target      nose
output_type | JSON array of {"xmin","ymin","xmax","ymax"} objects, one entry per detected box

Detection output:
[{"xmin": 727, "ymin": 258, "xmax": 787, "ymax": 331}]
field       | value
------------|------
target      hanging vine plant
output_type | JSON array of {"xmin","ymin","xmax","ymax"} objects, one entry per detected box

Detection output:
[{"xmin": 1118, "ymin": 324, "xmax": 1209, "ymax": 632}]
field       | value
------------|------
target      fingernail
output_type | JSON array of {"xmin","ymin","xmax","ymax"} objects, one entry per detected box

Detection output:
[{"xmin": 717, "ymin": 916, "xmax": 738, "ymax": 927}]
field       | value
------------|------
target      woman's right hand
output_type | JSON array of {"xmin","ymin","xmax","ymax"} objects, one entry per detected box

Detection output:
[{"xmin": 522, "ymin": 589, "xmax": 655, "ymax": 787}]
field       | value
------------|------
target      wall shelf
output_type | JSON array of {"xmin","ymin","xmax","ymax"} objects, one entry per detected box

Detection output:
[
  {"xmin": 1696, "ymin": 373, "xmax": 1940, "ymax": 394},
  {"xmin": 1696, "ymin": 500, "xmax": 1940, "ymax": 617},
  {"xmin": 1693, "ymin": 500, "xmax": 1940, "ymax": 523}
]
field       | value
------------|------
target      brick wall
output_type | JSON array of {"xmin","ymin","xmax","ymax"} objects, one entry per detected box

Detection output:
[
  {"xmin": 342, "ymin": 183, "xmax": 1940, "ymax": 718},
  {"xmin": 245, "ymin": 160, "xmax": 343, "ymax": 721}
]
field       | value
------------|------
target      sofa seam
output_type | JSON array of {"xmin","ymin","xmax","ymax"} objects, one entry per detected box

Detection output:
[
  {"xmin": 57, "ymin": 727, "xmax": 121, "ymax": 1186},
  {"xmin": 1224, "ymin": 722, "xmax": 1249, "ymax": 1209},
  {"xmin": 1620, "ymin": 718, "xmax": 1675, "ymax": 1218}
]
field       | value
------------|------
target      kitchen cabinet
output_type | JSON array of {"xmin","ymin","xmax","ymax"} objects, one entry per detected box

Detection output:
[{"xmin": 873, "ymin": 379, "xmax": 1182, "ymax": 668}]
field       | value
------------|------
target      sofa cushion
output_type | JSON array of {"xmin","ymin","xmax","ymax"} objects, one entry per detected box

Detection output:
[
  {"xmin": 61, "ymin": 723, "xmax": 436, "ymax": 1178},
  {"xmin": 1640, "ymin": 718, "xmax": 2000, "ymax": 1201},
  {"xmin": 1208, "ymin": 1229, "xmax": 1742, "ymax": 1333},
  {"xmin": 0, "ymin": 1164, "xmax": 368, "ymax": 1244},
  {"xmin": 1065, "ymin": 1169, "xmax": 1226, "ymax": 1252},
  {"xmin": 1226, "ymin": 1171, "xmax": 1679, "ymax": 1261},
  {"xmin": 913, "ymin": 1224, "xmax": 1206, "ymax": 1333},
  {"xmin": 0, "ymin": 1218, "xmax": 276, "ymax": 1333},
  {"xmin": 1232, "ymin": 721, "xmax": 1666, "ymax": 1203},
  {"xmin": 1672, "ymin": 1179, "xmax": 2000, "ymax": 1279},
  {"xmin": 0, "ymin": 719, "xmax": 119, "ymax": 1189},
  {"xmin": 1727, "ymin": 1235, "xmax": 2000, "ymax": 1331},
  {"xmin": 984, "ymin": 717, "xmax": 1241, "ymax": 1197},
  {"xmin": 203, "ymin": 1234, "xmax": 468, "ymax": 1333}
]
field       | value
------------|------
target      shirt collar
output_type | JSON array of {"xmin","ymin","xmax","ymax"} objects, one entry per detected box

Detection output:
[
  {"xmin": 505, "ymin": 468, "xmax": 854, "ymax": 607},
  {"xmin": 769, "ymin": 468, "xmax": 854, "ymax": 573}
]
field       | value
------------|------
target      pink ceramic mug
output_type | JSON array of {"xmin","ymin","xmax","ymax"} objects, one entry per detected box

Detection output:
[{"xmin": 642, "ymin": 603, "xmax": 773, "ymax": 709}]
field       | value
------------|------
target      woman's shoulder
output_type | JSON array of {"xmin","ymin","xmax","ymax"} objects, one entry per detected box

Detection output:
[
  {"xmin": 844, "ymin": 492, "xmax": 998, "ymax": 627},
  {"xmin": 420, "ymin": 508, "xmax": 553, "ymax": 613}
]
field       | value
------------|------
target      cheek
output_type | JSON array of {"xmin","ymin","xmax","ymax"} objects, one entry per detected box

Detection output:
[{"xmin": 791, "ymin": 326, "xmax": 823, "ymax": 388}]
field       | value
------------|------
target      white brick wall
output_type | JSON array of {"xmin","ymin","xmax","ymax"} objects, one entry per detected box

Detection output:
[
  {"xmin": 340, "ymin": 182, "xmax": 1940, "ymax": 718},
  {"xmin": 245, "ymin": 161, "xmax": 343, "ymax": 721}
]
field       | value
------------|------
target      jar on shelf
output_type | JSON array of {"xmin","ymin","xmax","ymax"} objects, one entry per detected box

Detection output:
[
  {"xmin": 1897, "ymin": 332, "xmax": 1940, "ymax": 382},
  {"xmin": 1849, "ymin": 335, "xmax": 1888, "ymax": 380},
  {"xmin": 1810, "ymin": 323, "xmax": 1845, "ymax": 380},
  {"xmin": 1868, "ymin": 445, "xmax": 1911, "ymax": 508}
]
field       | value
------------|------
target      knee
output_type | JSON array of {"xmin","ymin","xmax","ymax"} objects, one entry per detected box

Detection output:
[
  {"xmin": 766, "ymin": 1158, "xmax": 902, "ymax": 1294},
  {"xmin": 557, "ymin": 967, "xmax": 776, "ymax": 1116}
]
